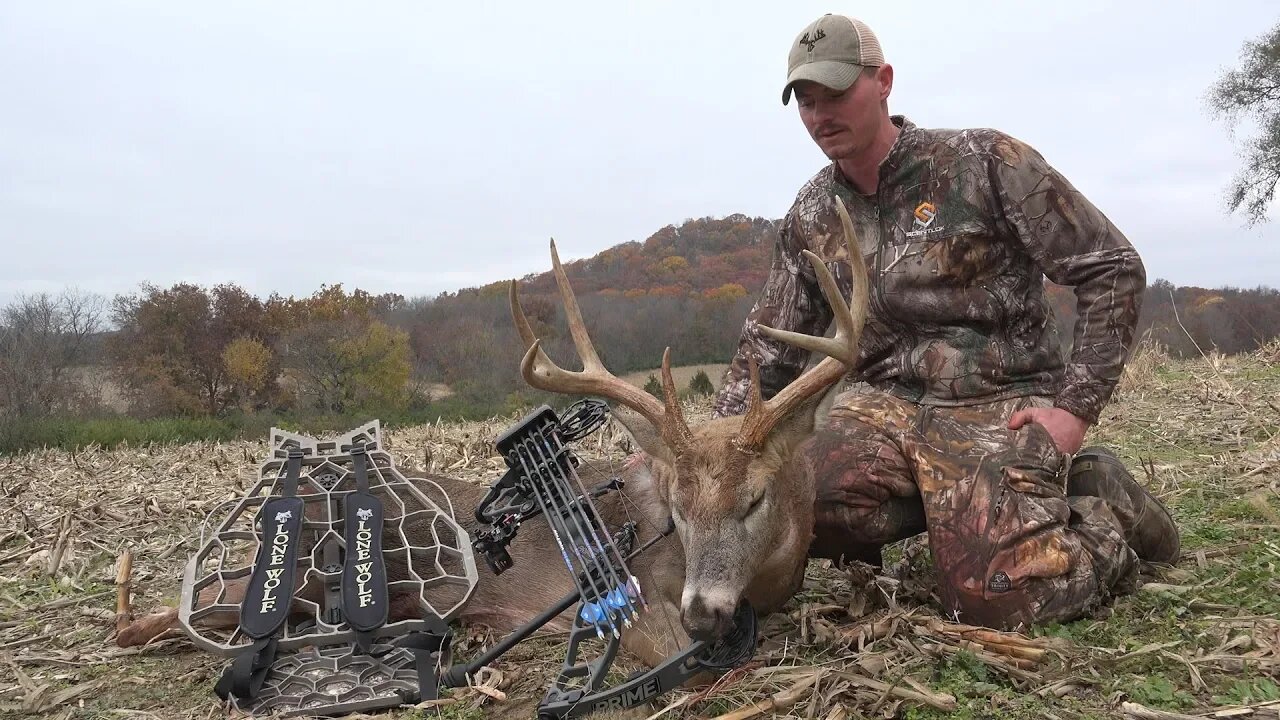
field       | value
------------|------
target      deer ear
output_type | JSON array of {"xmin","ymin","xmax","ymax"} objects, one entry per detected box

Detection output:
[
  {"xmin": 610, "ymin": 405, "xmax": 675, "ymax": 465},
  {"xmin": 766, "ymin": 387, "xmax": 834, "ymax": 454}
]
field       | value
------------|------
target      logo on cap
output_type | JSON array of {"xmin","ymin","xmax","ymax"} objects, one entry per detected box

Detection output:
[{"xmin": 799, "ymin": 29, "xmax": 826, "ymax": 51}]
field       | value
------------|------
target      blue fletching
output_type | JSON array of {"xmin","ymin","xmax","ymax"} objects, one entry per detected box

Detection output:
[{"xmin": 578, "ymin": 601, "xmax": 604, "ymax": 625}]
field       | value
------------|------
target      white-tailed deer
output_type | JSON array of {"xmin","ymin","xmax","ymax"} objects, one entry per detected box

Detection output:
[{"xmin": 118, "ymin": 197, "xmax": 868, "ymax": 672}]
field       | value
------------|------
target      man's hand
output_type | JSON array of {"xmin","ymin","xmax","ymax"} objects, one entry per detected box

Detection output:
[{"xmin": 1008, "ymin": 406, "xmax": 1091, "ymax": 455}]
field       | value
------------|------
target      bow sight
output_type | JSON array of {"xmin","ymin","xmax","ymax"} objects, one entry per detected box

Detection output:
[{"xmin": 181, "ymin": 400, "xmax": 756, "ymax": 719}]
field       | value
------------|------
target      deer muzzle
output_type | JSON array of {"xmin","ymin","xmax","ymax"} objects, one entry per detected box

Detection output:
[
  {"xmin": 680, "ymin": 584, "xmax": 740, "ymax": 641},
  {"xmin": 678, "ymin": 524, "xmax": 752, "ymax": 641}
]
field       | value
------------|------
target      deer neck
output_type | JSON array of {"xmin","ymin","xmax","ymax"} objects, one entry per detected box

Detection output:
[
  {"xmin": 592, "ymin": 452, "xmax": 680, "ymax": 546},
  {"xmin": 745, "ymin": 457, "xmax": 816, "ymax": 611}
]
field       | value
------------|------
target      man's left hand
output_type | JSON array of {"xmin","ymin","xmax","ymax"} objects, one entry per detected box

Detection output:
[{"xmin": 1007, "ymin": 407, "xmax": 1091, "ymax": 455}]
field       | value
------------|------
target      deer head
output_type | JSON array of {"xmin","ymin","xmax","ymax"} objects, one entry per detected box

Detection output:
[{"xmin": 510, "ymin": 197, "xmax": 868, "ymax": 641}]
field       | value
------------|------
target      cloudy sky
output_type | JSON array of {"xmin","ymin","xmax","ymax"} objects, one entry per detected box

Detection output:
[{"xmin": 2, "ymin": 1, "xmax": 1277, "ymax": 311}]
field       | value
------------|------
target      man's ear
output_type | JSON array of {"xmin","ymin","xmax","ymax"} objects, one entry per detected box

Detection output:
[
  {"xmin": 610, "ymin": 405, "xmax": 674, "ymax": 465},
  {"xmin": 876, "ymin": 63, "xmax": 894, "ymax": 102}
]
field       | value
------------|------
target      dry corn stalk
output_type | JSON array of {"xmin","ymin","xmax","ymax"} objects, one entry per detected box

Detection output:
[
  {"xmin": 114, "ymin": 549, "xmax": 133, "ymax": 633},
  {"xmin": 918, "ymin": 617, "xmax": 1070, "ymax": 666}
]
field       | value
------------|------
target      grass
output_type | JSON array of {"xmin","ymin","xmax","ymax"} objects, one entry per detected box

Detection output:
[
  {"xmin": 0, "ymin": 404, "xmax": 505, "ymax": 456},
  {"xmin": 0, "ymin": 365, "xmax": 730, "ymax": 456}
]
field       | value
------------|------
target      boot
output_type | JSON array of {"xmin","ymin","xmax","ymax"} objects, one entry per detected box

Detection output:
[{"xmin": 1067, "ymin": 446, "xmax": 1180, "ymax": 565}]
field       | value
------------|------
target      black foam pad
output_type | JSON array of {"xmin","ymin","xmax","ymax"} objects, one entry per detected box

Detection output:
[
  {"xmin": 240, "ymin": 496, "xmax": 305, "ymax": 639},
  {"xmin": 342, "ymin": 492, "xmax": 388, "ymax": 633}
]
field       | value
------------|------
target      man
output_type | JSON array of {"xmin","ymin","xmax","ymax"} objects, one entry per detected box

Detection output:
[{"xmin": 712, "ymin": 13, "xmax": 1179, "ymax": 630}]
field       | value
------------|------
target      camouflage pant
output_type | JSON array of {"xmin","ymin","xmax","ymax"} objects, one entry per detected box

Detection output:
[{"xmin": 803, "ymin": 389, "xmax": 1139, "ymax": 631}]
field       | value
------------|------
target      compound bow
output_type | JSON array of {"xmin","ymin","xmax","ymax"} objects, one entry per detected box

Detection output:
[{"xmin": 441, "ymin": 398, "xmax": 757, "ymax": 718}]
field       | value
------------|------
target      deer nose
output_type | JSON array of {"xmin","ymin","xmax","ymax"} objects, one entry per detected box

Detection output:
[{"xmin": 681, "ymin": 591, "xmax": 736, "ymax": 641}]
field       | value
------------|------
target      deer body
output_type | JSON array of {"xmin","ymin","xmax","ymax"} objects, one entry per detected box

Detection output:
[{"xmin": 119, "ymin": 445, "xmax": 810, "ymax": 669}]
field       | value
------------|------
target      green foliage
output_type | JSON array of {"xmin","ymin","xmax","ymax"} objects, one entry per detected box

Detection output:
[
  {"xmin": 1129, "ymin": 675, "xmax": 1195, "ymax": 709},
  {"xmin": 688, "ymin": 369, "xmax": 715, "ymax": 396},
  {"xmin": 0, "ymin": 413, "xmax": 255, "ymax": 452},
  {"xmin": 643, "ymin": 373, "xmax": 662, "ymax": 398},
  {"xmin": 0, "ymin": 395, "xmax": 509, "ymax": 454},
  {"xmin": 939, "ymin": 650, "xmax": 990, "ymax": 686},
  {"xmin": 1213, "ymin": 678, "xmax": 1280, "ymax": 706}
]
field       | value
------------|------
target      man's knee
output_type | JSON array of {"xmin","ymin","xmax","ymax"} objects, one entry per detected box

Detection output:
[
  {"xmin": 804, "ymin": 422, "xmax": 922, "ymax": 543},
  {"xmin": 943, "ymin": 570, "xmax": 1111, "ymax": 630},
  {"xmin": 931, "ymin": 525, "xmax": 1121, "ymax": 630}
]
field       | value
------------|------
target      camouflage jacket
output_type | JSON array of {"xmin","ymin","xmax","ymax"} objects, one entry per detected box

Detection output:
[{"xmin": 713, "ymin": 115, "xmax": 1145, "ymax": 425}]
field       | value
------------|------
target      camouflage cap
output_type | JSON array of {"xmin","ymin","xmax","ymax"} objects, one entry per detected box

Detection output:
[{"xmin": 782, "ymin": 14, "xmax": 884, "ymax": 105}]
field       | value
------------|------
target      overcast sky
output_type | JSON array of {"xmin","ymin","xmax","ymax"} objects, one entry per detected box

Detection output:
[{"xmin": 3, "ymin": 1, "xmax": 1277, "ymax": 312}]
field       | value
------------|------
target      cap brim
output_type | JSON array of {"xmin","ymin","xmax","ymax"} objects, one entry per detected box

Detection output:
[{"xmin": 782, "ymin": 61, "xmax": 864, "ymax": 105}]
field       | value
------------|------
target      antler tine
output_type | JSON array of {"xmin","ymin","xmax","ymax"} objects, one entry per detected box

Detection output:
[
  {"xmin": 660, "ymin": 347, "xmax": 694, "ymax": 452},
  {"xmin": 510, "ymin": 277, "xmax": 540, "ymax": 350},
  {"xmin": 738, "ymin": 196, "xmax": 868, "ymax": 450},
  {"xmin": 548, "ymin": 238, "xmax": 606, "ymax": 373},
  {"xmin": 509, "ymin": 239, "xmax": 691, "ymax": 451}
]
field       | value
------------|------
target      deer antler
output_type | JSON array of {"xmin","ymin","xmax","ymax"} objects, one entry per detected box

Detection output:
[
  {"xmin": 737, "ymin": 195, "xmax": 869, "ymax": 451},
  {"xmin": 510, "ymin": 238, "xmax": 695, "ymax": 453}
]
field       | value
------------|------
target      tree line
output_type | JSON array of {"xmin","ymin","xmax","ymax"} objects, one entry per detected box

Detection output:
[{"xmin": 3, "ymin": 275, "xmax": 1275, "ymax": 432}]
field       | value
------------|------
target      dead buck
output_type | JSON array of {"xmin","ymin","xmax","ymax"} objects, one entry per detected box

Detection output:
[{"xmin": 117, "ymin": 197, "xmax": 868, "ymax": 671}]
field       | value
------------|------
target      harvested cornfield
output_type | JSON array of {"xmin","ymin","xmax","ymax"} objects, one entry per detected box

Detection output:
[{"xmin": 2, "ymin": 341, "xmax": 1278, "ymax": 720}]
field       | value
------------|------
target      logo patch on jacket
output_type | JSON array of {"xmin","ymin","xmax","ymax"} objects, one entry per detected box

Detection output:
[
  {"xmin": 906, "ymin": 201, "xmax": 945, "ymax": 238},
  {"xmin": 913, "ymin": 202, "xmax": 937, "ymax": 227},
  {"xmin": 988, "ymin": 570, "xmax": 1012, "ymax": 593}
]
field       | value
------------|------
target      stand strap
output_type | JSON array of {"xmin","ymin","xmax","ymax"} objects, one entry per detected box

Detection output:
[
  {"xmin": 213, "ymin": 637, "xmax": 279, "ymax": 701},
  {"xmin": 239, "ymin": 449, "xmax": 305, "ymax": 640},
  {"xmin": 342, "ymin": 445, "xmax": 388, "ymax": 652}
]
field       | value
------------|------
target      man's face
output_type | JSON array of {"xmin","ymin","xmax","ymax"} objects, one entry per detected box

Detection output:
[{"xmin": 794, "ymin": 67, "xmax": 889, "ymax": 161}]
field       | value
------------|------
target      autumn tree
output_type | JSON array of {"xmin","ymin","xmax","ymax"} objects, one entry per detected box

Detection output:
[
  {"xmin": 284, "ymin": 284, "xmax": 412, "ymax": 414},
  {"xmin": 290, "ymin": 320, "xmax": 411, "ymax": 413},
  {"xmin": 704, "ymin": 283, "xmax": 748, "ymax": 301},
  {"xmin": 109, "ymin": 282, "xmax": 274, "ymax": 416},
  {"xmin": 1206, "ymin": 20, "xmax": 1280, "ymax": 224},
  {"xmin": 0, "ymin": 289, "xmax": 105, "ymax": 418},
  {"xmin": 222, "ymin": 337, "xmax": 275, "ymax": 411}
]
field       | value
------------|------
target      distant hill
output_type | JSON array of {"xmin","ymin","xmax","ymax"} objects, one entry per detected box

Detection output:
[{"xmin": 450, "ymin": 214, "xmax": 778, "ymax": 301}]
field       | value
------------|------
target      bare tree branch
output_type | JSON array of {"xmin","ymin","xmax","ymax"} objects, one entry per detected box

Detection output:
[
  {"xmin": 1206, "ymin": 20, "xmax": 1280, "ymax": 224},
  {"xmin": 0, "ymin": 289, "xmax": 105, "ymax": 418}
]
